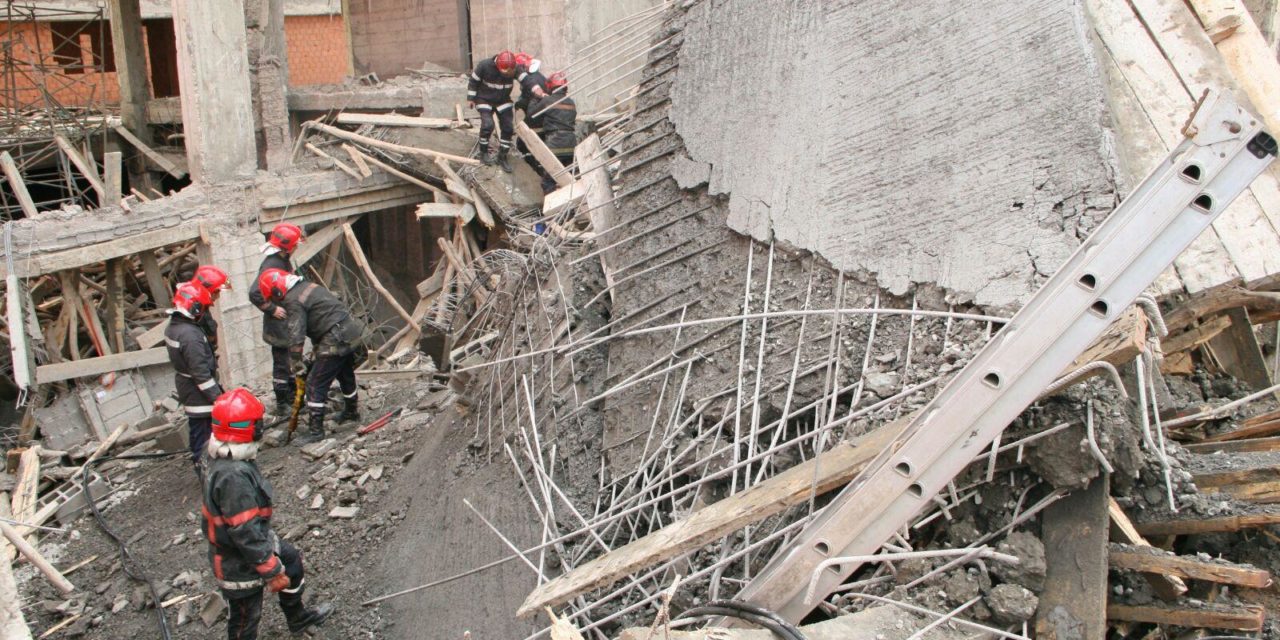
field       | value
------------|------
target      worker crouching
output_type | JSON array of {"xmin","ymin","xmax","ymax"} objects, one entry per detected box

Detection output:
[
  {"xmin": 257, "ymin": 268, "xmax": 365, "ymax": 445},
  {"xmin": 203, "ymin": 388, "xmax": 333, "ymax": 639}
]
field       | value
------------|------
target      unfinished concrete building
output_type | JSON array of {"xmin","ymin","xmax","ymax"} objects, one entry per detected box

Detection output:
[{"xmin": 5, "ymin": 0, "xmax": 1280, "ymax": 639}]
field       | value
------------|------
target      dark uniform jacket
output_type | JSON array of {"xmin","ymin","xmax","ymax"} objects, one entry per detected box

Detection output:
[
  {"xmin": 468, "ymin": 56, "xmax": 515, "ymax": 105},
  {"xmin": 164, "ymin": 313, "xmax": 223, "ymax": 415},
  {"xmin": 199, "ymin": 314, "xmax": 219, "ymax": 353},
  {"xmin": 249, "ymin": 253, "xmax": 294, "ymax": 347},
  {"xmin": 202, "ymin": 456, "xmax": 284, "ymax": 592},
  {"xmin": 282, "ymin": 282, "xmax": 363, "ymax": 358},
  {"xmin": 529, "ymin": 92, "xmax": 578, "ymax": 152},
  {"xmin": 516, "ymin": 69, "xmax": 547, "ymax": 116}
]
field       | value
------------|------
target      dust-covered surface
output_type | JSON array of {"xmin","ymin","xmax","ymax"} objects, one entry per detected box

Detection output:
[
  {"xmin": 667, "ymin": 0, "xmax": 1116, "ymax": 310},
  {"xmin": 14, "ymin": 378, "xmax": 461, "ymax": 639}
]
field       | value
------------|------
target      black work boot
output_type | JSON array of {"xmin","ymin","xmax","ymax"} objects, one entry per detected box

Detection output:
[
  {"xmin": 274, "ymin": 391, "xmax": 294, "ymax": 419},
  {"xmin": 281, "ymin": 594, "xmax": 334, "ymax": 635},
  {"xmin": 339, "ymin": 397, "xmax": 360, "ymax": 425},
  {"xmin": 497, "ymin": 147, "xmax": 513, "ymax": 173},
  {"xmin": 479, "ymin": 143, "xmax": 495, "ymax": 166},
  {"xmin": 293, "ymin": 413, "xmax": 326, "ymax": 446}
]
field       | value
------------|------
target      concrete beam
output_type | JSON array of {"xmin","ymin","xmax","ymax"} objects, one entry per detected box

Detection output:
[{"xmin": 171, "ymin": 0, "xmax": 256, "ymax": 183}]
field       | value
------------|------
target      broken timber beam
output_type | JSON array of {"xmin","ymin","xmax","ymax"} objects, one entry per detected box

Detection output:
[
  {"xmin": 516, "ymin": 120, "xmax": 573, "ymax": 187},
  {"xmin": 342, "ymin": 144, "xmax": 373, "ymax": 178},
  {"xmin": 291, "ymin": 218, "xmax": 349, "ymax": 266},
  {"xmin": 434, "ymin": 158, "xmax": 495, "ymax": 228},
  {"xmin": 53, "ymin": 135, "xmax": 106, "ymax": 201},
  {"xmin": 1159, "ymin": 313, "xmax": 1232, "ymax": 354},
  {"xmin": 341, "ymin": 224, "xmax": 418, "ymax": 328},
  {"xmin": 35, "ymin": 347, "xmax": 168, "ymax": 384},
  {"xmin": 1134, "ymin": 511, "xmax": 1280, "ymax": 536},
  {"xmin": 1067, "ymin": 307, "xmax": 1147, "ymax": 371},
  {"xmin": 303, "ymin": 121, "xmax": 480, "ymax": 166},
  {"xmin": 1035, "ymin": 474, "xmax": 1110, "ymax": 639},
  {"xmin": 335, "ymin": 112, "xmax": 458, "ymax": 128},
  {"xmin": 1108, "ymin": 543, "xmax": 1272, "ymax": 588},
  {"xmin": 305, "ymin": 143, "xmax": 364, "ymax": 181},
  {"xmin": 416, "ymin": 202, "xmax": 472, "ymax": 220},
  {"xmin": 0, "ymin": 152, "xmax": 38, "ymax": 217},
  {"xmin": 1192, "ymin": 466, "xmax": 1280, "ymax": 502},
  {"xmin": 1108, "ymin": 498, "xmax": 1187, "ymax": 599},
  {"xmin": 1195, "ymin": 414, "xmax": 1280, "ymax": 442},
  {"xmin": 113, "ymin": 125, "xmax": 187, "ymax": 179},
  {"xmin": 516, "ymin": 418, "xmax": 909, "ymax": 617},
  {"xmin": 1184, "ymin": 435, "xmax": 1280, "ymax": 453},
  {"xmin": 347, "ymin": 147, "xmax": 447, "ymax": 199},
  {"xmin": 1108, "ymin": 602, "xmax": 1264, "ymax": 631},
  {"xmin": 1205, "ymin": 307, "xmax": 1272, "ymax": 391}
]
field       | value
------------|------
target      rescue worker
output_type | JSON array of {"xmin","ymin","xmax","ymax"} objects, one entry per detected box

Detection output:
[
  {"xmin": 248, "ymin": 223, "xmax": 303, "ymax": 418},
  {"xmin": 202, "ymin": 388, "xmax": 333, "ymax": 639},
  {"xmin": 528, "ymin": 72, "xmax": 578, "ymax": 193},
  {"xmin": 165, "ymin": 282, "xmax": 223, "ymax": 480},
  {"xmin": 257, "ymin": 269, "xmax": 364, "ymax": 445},
  {"xmin": 514, "ymin": 53, "xmax": 552, "ymax": 185},
  {"xmin": 467, "ymin": 50, "xmax": 518, "ymax": 172},
  {"xmin": 190, "ymin": 264, "xmax": 231, "ymax": 353}
]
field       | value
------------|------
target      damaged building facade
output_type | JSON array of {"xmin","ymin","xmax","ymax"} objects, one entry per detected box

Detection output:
[{"xmin": 5, "ymin": 0, "xmax": 1280, "ymax": 639}]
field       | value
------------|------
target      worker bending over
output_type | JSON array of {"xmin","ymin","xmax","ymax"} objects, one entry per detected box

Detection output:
[
  {"xmin": 257, "ymin": 269, "xmax": 364, "ymax": 444},
  {"xmin": 165, "ymin": 283, "xmax": 224, "ymax": 481},
  {"xmin": 528, "ymin": 72, "xmax": 578, "ymax": 193},
  {"xmin": 202, "ymin": 388, "xmax": 333, "ymax": 639},
  {"xmin": 468, "ymin": 50, "xmax": 518, "ymax": 172},
  {"xmin": 249, "ymin": 223, "xmax": 304, "ymax": 418}
]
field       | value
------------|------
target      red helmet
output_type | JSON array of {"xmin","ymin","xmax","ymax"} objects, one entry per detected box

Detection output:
[
  {"xmin": 173, "ymin": 282, "xmax": 213, "ymax": 319},
  {"xmin": 211, "ymin": 388, "xmax": 265, "ymax": 444},
  {"xmin": 268, "ymin": 223, "xmax": 303, "ymax": 253},
  {"xmin": 191, "ymin": 265, "xmax": 231, "ymax": 294},
  {"xmin": 258, "ymin": 268, "xmax": 292, "ymax": 302},
  {"xmin": 546, "ymin": 71, "xmax": 567, "ymax": 92},
  {"xmin": 495, "ymin": 50, "xmax": 516, "ymax": 73},
  {"xmin": 514, "ymin": 52, "xmax": 532, "ymax": 69}
]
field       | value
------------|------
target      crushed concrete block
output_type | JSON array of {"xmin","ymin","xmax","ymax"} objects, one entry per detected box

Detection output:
[
  {"xmin": 199, "ymin": 593, "xmax": 226, "ymax": 627},
  {"xmin": 993, "ymin": 531, "xmax": 1047, "ymax": 591},
  {"xmin": 987, "ymin": 583, "xmax": 1038, "ymax": 624},
  {"xmin": 111, "ymin": 595, "xmax": 129, "ymax": 614},
  {"xmin": 296, "ymin": 485, "xmax": 312, "ymax": 501},
  {"xmin": 300, "ymin": 438, "xmax": 338, "ymax": 460},
  {"xmin": 309, "ymin": 494, "xmax": 324, "ymax": 510},
  {"xmin": 176, "ymin": 600, "xmax": 192, "ymax": 626},
  {"xmin": 262, "ymin": 428, "xmax": 286, "ymax": 448},
  {"xmin": 328, "ymin": 505, "xmax": 359, "ymax": 519},
  {"xmin": 369, "ymin": 464, "xmax": 384, "ymax": 481},
  {"xmin": 864, "ymin": 372, "xmax": 901, "ymax": 398},
  {"xmin": 171, "ymin": 570, "xmax": 200, "ymax": 588}
]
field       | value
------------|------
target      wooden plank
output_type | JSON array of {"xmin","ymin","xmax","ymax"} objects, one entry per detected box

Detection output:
[
  {"xmin": 305, "ymin": 143, "xmax": 364, "ymax": 181},
  {"xmin": 105, "ymin": 259, "xmax": 126, "ymax": 354},
  {"xmin": 1087, "ymin": 0, "xmax": 1239, "ymax": 291},
  {"xmin": 349, "ymin": 147, "xmax": 448, "ymax": 199},
  {"xmin": 335, "ymin": 112, "xmax": 458, "ymax": 128},
  {"xmin": 102, "ymin": 151, "xmax": 122, "ymax": 206},
  {"xmin": 542, "ymin": 179, "xmax": 590, "ymax": 218},
  {"xmin": 1193, "ymin": 466, "xmax": 1280, "ymax": 502},
  {"xmin": 1035, "ymin": 474, "xmax": 1109, "ymax": 640},
  {"xmin": 416, "ymin": 202, "xmax": 469, "ymax": 219},
  {"xmin": 1196, "ymin": 417, "xmax": 1280, "ymax": 442},
  {"xmin": 35, "ymin": 347, "xmax": 168, "ymax": 384},
  {"xmin": 10, "ymin": 448, "xmax": 39, "ymax": 532},
  {"xmin": 79, "ymin": 293, "xmax": 112, "ymax": 358},
  {"xmin": 0, "ymin": 151, "xmax": 38, "ymax": 218},
  {"xmin": 112, "ymin": 125, "xmax": 187, "ymax": 179},
  {"xmin": 516, "ymin": 120, "xmax": 573, "ymax": 187},
  {"xmin": 434, "ymin": 158, "xmax": 495, "ymax": 228},
  {"xmin": 1184, "ymin": 434, "xmax": 1280, "ymax": 453},
  {"xmin": 341, "ymin": 223, "xmax": 417, "ymax": 327},
  {"xmin": 139, "ymin": 250, "xmax": 170, "ymax": 308},
  {"xmin": 291, "ymin": 218, "xmax": 349, "ymax": 266},
  {"xmin": 517, "ymin": 419, "xmax": 909, "ymax": 617},
  {"xmin": 0, "ymin": 534, "xmax": 33, "ymax": 638},
  {"xmin": 305, "ymin": 121, "xmax": 479, "ymax": 165},
  {"xmin": 1108, "ymin": 602, "xmax": 1264, "ymax": 631},
  {"xmin": 53, "ymin": 135, "xmax": 106, "ymax": 201},
  {"xmin": 1134, "ymin": 511, "xmax": 1280, "ymax": 535},
  {"xmin": 136, "ymin": 320, "xmax": 167, "ymax": 350},
  {"xmin": 1068, "ymin": 307, "xmax": 1147, "ymax": 371},
  {"xmin": 1160, "ymin": 313, "xmax": 1232, "ymax": 353},
  {"xmin": 436, "ymin": 236, "xmax": 488, "ymax": 307},
  {"xmin": 1189, "ymin": 0, "xmax": 1280, "ymax": 133},
  {"xmin": 1108, "ymin": 499, "xmax": 1188, "ymax": 599},
  {"xmin": 1205, "ymin": 307, "xmax": 1273, "ymax": 390},
  {"xmin": 341, "ymin": 143, "xmax": 372, "ymax": 178},
  {"xmin": 1108, "ymin": 544, "xmax": 1272, "ymax": 587},
  {"xmin": 57, "ymin": 271, "xmax": 81, "ymax": 360}
]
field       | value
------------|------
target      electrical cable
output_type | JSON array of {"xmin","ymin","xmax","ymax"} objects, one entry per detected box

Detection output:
[
  {"xmin": 81, "ymin": 450, "xmax": 189, "ymax": 640},
  {"xmin": 674, "ymin": 599, "xmax": 808, "ymax": 640}
]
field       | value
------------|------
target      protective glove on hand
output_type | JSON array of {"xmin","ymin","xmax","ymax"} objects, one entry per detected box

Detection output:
[{"xmin": 266, "ymin": 570, "xmax": 290, "ymax": 593}]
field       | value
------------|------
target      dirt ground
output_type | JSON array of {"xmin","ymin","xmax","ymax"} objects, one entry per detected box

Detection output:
[{"xmin": 13, "ymin": 377, "xmax": 544, "ymax": 640}]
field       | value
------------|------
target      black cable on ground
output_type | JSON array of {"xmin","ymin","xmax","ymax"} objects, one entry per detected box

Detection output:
[
  {"xmin": 674, "ymin": 599, "xmax": 808, "ymax": 640},
  {"xmin": 81, "ymin": 450, "xmax": 188, "ymax": 640}
]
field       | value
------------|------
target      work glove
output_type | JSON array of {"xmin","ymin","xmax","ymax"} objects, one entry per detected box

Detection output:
[{"xmin": 265, "ymin": 570, "xmax": 290, "ymax": 593}]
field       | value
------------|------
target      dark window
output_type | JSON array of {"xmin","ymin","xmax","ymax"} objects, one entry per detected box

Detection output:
[{"xmin": 48, "ymin": 21, "xmax": 115, "ymax": 74}]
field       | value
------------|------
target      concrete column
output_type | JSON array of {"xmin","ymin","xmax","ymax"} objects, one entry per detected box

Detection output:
[
  {"xmin": 202, "ymin": 215, "xmax": 272, "ymax": 387},
  {"xmin": 243, "ymin": 0, "xmax": 294, "ymax": 171},
  {"xmin": 107, "ymin": 0, "xmax": 149, "ymax": 133},
  {"xmin": 171, "ymin": 0, "xmax": 257, "ymax": 183}
]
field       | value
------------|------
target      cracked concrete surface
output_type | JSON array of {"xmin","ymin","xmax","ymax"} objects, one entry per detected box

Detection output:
[{"xmin": 669, "ymin": 0, "xmax": 1116, "ymax": 309}]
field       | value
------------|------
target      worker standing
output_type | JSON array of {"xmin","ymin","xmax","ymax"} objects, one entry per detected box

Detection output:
[
  {"xmin": 249, "ymin": 223, "xmax": 303, "ymax": 419},
  {"xmin": 190, "ymin": 264, "xmax": 231, "ymax": 354},
  {"xmin": 467, "ymin": 50, "xmax": 518, "ymax": 172},
  {"xmin": 528, "ymin": 72, "xmax": 578, "ymax": 193},
  {"xmin": 165, "ymin": 282, "xmax": 224, "ymax": 482},
  {"xmin": 202, "ymin": 388, "xmax": 334, "ymax": 639},
  {"xmin": 257, "ymin": 269, "xmax": 364, "ymax": 445}
]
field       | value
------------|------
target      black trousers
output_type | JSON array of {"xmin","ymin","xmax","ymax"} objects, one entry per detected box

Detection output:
[
  {"xmin": 187, "ymin": 415, "xmax": 211, "ymax": 464},
  {"xmin": 305, "ymin": 352, "xmax": 357, "ymax": 419},
  {"xmin": 224, "ymin": 539, "xmax": 306, "ymax": 640},
  {"xmin": 270, "ymin": 346, "xmax": 295, "ymax": 404},
  {"xmin": 476, "ymin": 101, "xmax": 514, "ymax": 150}
]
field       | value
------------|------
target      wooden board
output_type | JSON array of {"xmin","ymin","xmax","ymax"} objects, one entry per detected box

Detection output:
[
  {"xmin": 1108, "ymin": 602, "xmax": 1264, "ymax": 631},
  {"xmin": 1108, "ymin": 499, "xmax": 1187, "ymax": 599},
  {"xmin": 542, "ymin": 179, "xmax": 590, "ymax": 218},
  {"xmin": 1134, "ymin": 511, "xmax": 1280, "ymax": 535},
  {"xmin": 1192, "ymin": 466, "xmax": 1280, "ymax": 502},
  {"xmin": 1184, "ymin": 435, "xmax": 1280, "ymax": 453},
  {"xmin": 1160, "ymin": 314, "xmax": 1232, "ymax": 354},
  {"xmin": 54, "ymin": 135, "xmax": 106, "ymax": 201},
  {"xmin": 0, "ymin": 151, "xmax": 38, "ymax": 217},
  {"xmin": 1188, "ymin": 0, "xmax": 1280, "ymax": 134},
  {"xmin": 1068, "ymin": 307, "xmax": 1147, "ymax": 371},
  {"xmin": 291, "ymin": 218, "xmax": 350, "ymax": 266},
  {"xmin": 1196, "ymin": 416, "xmax": 1280, "ymax": 442},
  {"xmin": 1035, "ymin": 474, "xmax": 1109, "ymax": 639},
  {"xmin": 1205, "ymin": 307, "xmax": 1273, "ymax": 391},
  {"xmin": 517, "ymin": 418, "xmax": 910, "ymax": 617},
  {"xmin": 1108, "ymin": 544, "xmax": 1271, "ymax": 587},
  {"xmin": 416, "ymin": 202, "xmax": 470, "ymax": 219},
  {"xmin": 35, "ymin": 347, "xmax": 168, "ymax": 384},
  {"xmin": 336, "ymin": 112, "xmax": 458, "ymax": 128},
  {"xmin": 516, "ymin": 120, "xmax": 573, "ymax": 187},
  {"xmin": 113, "ymin": 125, "xmax": 187, "ymax": 179}
]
